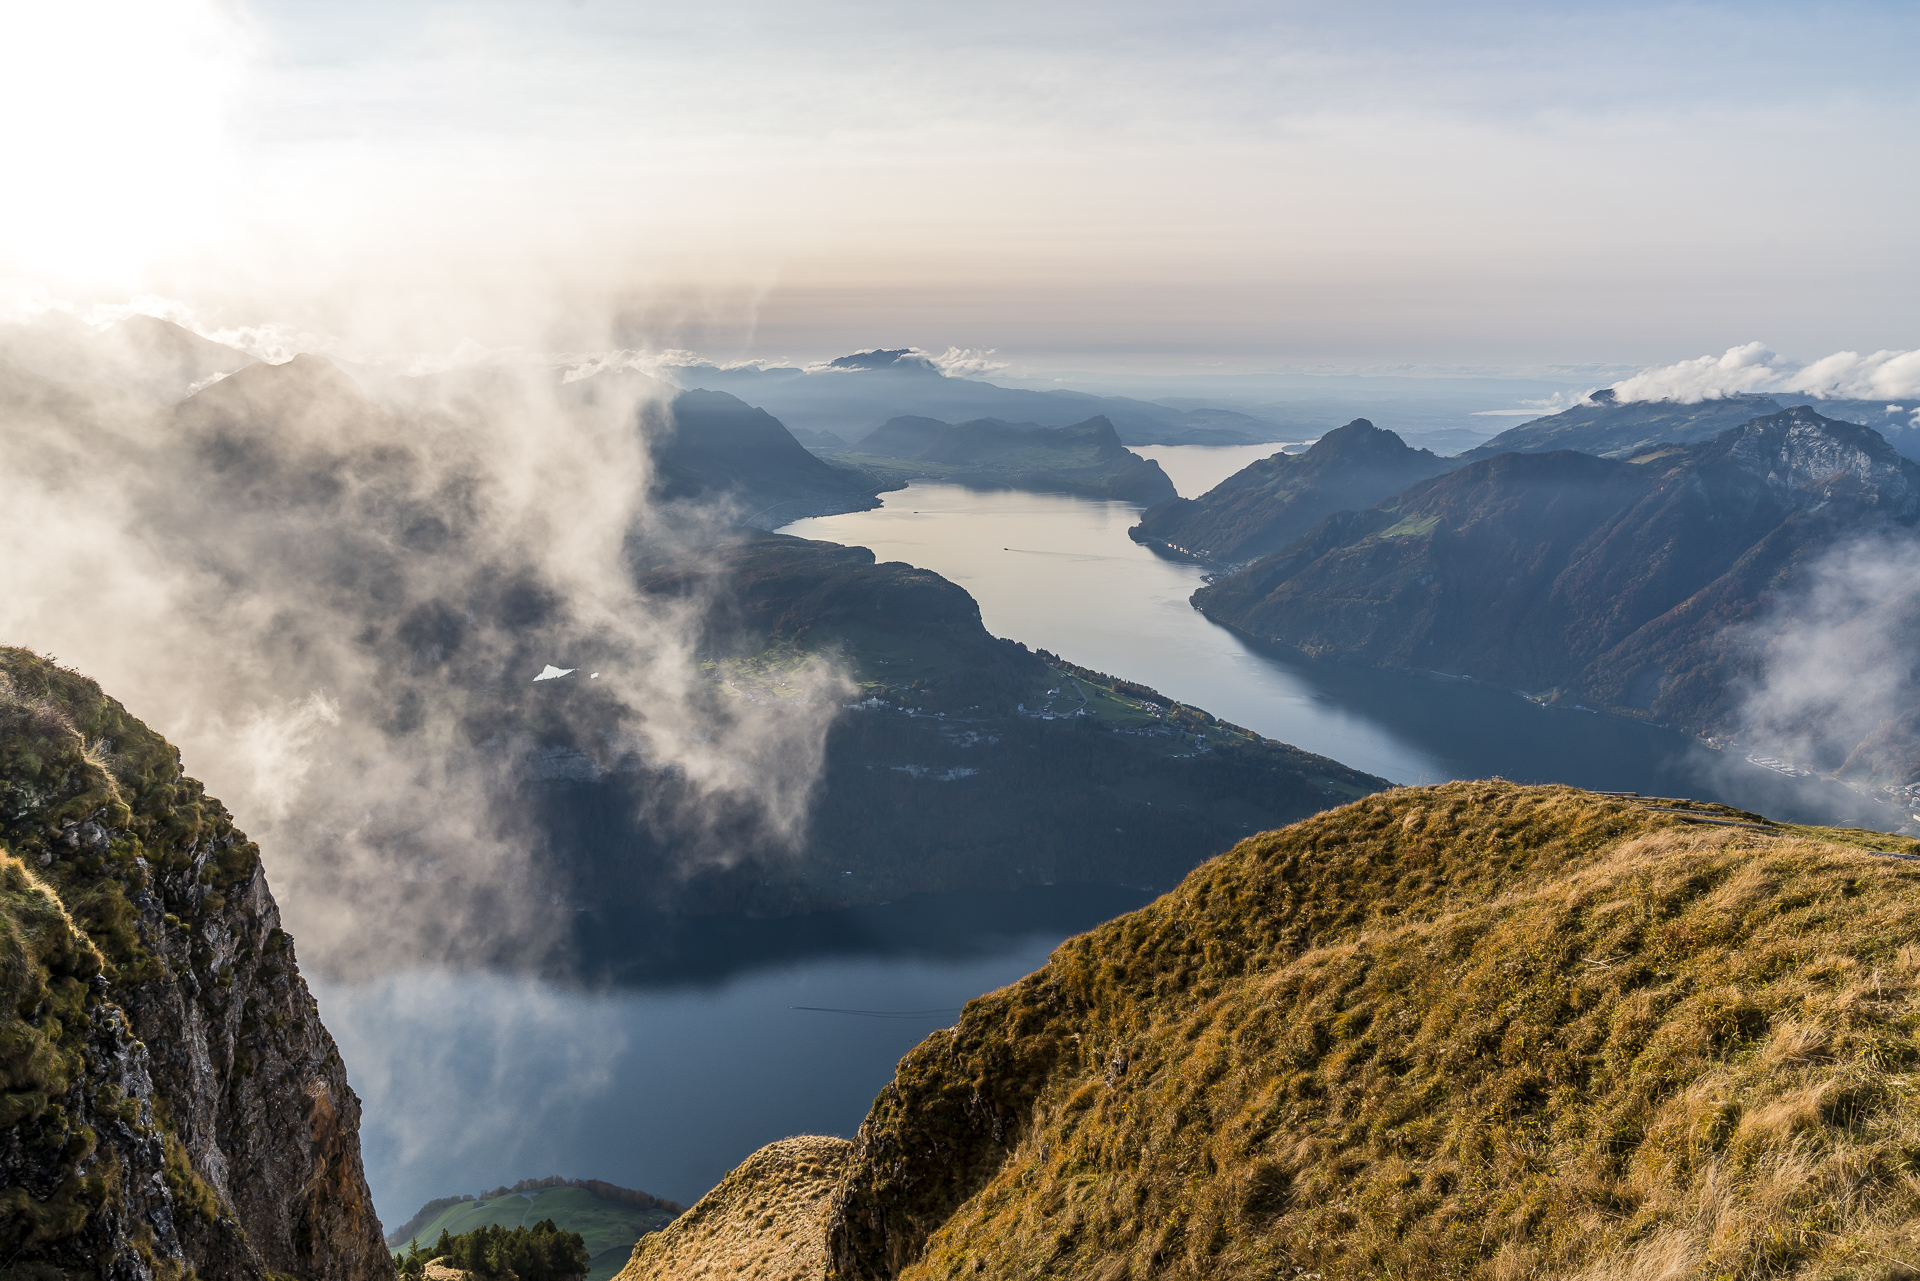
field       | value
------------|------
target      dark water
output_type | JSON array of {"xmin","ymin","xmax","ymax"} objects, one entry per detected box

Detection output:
[{"xmin": 320, "ymin": 885, "xmax": 1147, "ymax": 1223}]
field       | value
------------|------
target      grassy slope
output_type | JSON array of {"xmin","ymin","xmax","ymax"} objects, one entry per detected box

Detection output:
[
  {"xmin": 617, "ymin": 1137, "xmax": 850, "ymax": 1281},
  {"xmin": 826, "ymin": 781, "xmax": 1920, "ymax": 1280},
  {"xmin": 394, "ymin": 1188, "xmax": 675, "ymax": 1280}
]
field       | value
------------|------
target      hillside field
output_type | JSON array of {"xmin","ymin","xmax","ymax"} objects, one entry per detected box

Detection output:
[{"xmin": 390, "ymin": 1187, "xmax": 676, "ymax": 1280}]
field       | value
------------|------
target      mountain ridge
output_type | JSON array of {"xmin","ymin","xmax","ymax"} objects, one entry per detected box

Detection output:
[
  {"xmin": 1191, "ymin": 407, "xmax": 1920, "ymax": 787},
  {"xmin": 825, "ymin": 414, "xmax": 1175, "ymax": 504},
  {"xmin": 1128, "ymin": 418, "xmax": 1453, "ymax": 564}
]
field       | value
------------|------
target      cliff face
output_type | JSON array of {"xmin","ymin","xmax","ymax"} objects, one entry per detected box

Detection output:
[
  {"xmin": 0, "ymin": 648, "xmax": 390, "ymax": 1281},
  {"xmin": 822, "ymin": 782, "xmax": 1920, "ymax": 1279}
]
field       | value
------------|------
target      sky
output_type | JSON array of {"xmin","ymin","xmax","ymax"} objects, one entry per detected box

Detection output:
[{"xmin": 2, "ymin": 0, "xmax": 1917, "ymax": 374}]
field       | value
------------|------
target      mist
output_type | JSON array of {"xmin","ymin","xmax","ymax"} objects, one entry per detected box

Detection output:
[
  {"xmin": 0, "ymin": 321, "xmax": 851, "ymax": 976},
  {"xmin": 1734, "ymin": 532, "xmax": 1920, "ymax": 782}
]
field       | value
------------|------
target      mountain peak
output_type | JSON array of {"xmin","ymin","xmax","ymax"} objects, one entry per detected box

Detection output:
[
  {"xmin": 1722, "ymin": 405, "xmax": 1920, "ymax": 513},
  {"xmin": 825, "ymin": 349, "xmax": 939, "ymax": 374},
  {"xmin": 1305, "ymin": 418, "xmax": 1431, "ymax": 463}
]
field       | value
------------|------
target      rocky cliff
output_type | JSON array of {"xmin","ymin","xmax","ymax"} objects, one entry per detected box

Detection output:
[{"xmin": 0, "ymin": 648, "xmax": 390, "ymax": 1281}]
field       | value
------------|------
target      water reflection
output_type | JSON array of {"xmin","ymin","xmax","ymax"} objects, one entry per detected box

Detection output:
[{"xmin": 320, "ymin": 885, "xmax": 1144, "ymax": 1228}]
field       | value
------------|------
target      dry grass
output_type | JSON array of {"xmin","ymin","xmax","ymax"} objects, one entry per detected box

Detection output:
[
  {"xmin": 617, "ymin": 1136, "xmax": 851, "ymax": 1281},
  {"xmin": 819, "ymin": 782, "xmax": 1920, "ymax": 1281}
]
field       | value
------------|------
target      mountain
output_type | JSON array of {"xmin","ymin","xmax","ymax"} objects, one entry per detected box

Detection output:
[
  {"xmin": 1457, "ymin": 389, "xmax": 1920, "ymax": 465},
  {"xmin": 387, "ymin": 1180, "xmax": 682, "ymax": 1280},
  {"xmin": 827, "ymin": 414, "xmax": 1176, "ymax": 504},
  {"xmin": 645, "ymin": 388, "xmax": 894, "ymax": 524},
  {"xmin": 0, "ymin": 648, "xmax": 389, "ymax": 1281},
  {"xmin": 1455, "ymin": 389, "xmax": 1787, "ymax": 462},
  {"xmin": 660, "ymin": 781, "xmax": 1920, "ymax": 1278},
  {"xmin": 1128, "ymin": 419, "xmax": 1453, "ymax": 564},
  {"xmin": 1192, "ymin": 407, "xmax": 1920, "ymax": 777},
  {"xmin": 664, "ymin": 350, "xmax": 1291, "ymax": 447},
  {"xmin": 546, "ymin": 531, "xmax": 1386, "ymax": 927},
  {"xmin": 0, "ymin": 313, "xmax": 252, "ymax": 403}
]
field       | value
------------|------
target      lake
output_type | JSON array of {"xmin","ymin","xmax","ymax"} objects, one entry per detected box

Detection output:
[
  {"xmin": 783, "ymin": 459, "xmax": 1886, "ymax": 827},
  {"xmin": 322, "ymin": 885, "xmax": 1147, "ymax": 1223}
]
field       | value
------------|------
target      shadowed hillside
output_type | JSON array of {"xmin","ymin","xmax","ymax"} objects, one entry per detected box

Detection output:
[
  {"xmin": 1193, "ymin": 407, "xmax": 1920, "ymax": 785},
  {"xmin": 825, "ymin": 414, "xmax": 1175, "ymax": 504},
  {"xmin": 534, "ymin": 532, "xmax": 1385, "ymax": 924},
  {"xmin": 1456, "ymin": 390, "xmax": 1788, "ymax": 462},
  {"xmin": 650, "ymin": 388, "xmax": 895, "ymax": 524}
]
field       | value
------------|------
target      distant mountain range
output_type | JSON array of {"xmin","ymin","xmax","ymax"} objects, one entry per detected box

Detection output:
[
  {"xmin": 1128, "ymin": 418, "xmax": 1451, "ymax": 563},
  {"xmin": 1192, "ymin": 406, "xmax": 1920, "ymax": 786},
  {"xmin": 662, "ymin": 349, "xmax": 1292, "ymax": 446},
  {"xmin": 1460, "ymin": 388, "xmax": 1920, "ymax": 463},
  {"xmin": 822, "ymin": 413, "xmax": 1176, "ymax": 504}
]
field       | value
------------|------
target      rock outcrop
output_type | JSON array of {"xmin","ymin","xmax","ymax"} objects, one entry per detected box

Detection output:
[
  {"xmin": 0, "ymin": 648, "xmax": 391, "ymax": 1281},
  {"xmin": 615, "ymin": 1136, "xmax": 849, "ymax": 1281}
]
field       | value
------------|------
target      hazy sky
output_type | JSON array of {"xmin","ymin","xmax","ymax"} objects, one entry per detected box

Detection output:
[{"xmin": 3, "ymin": 0, "xmax": 1916, "ymax": 372}]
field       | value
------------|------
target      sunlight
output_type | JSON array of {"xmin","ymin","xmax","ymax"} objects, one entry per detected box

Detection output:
[{"xmin": 0, "ymin": 0, "xmax": 250, "ymax": 289}]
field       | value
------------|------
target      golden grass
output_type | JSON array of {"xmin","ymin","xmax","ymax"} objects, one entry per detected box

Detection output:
[
  {"xmin": 818, "ymin": 782, "xmax": 1920, "ymax": 1281},
  {"xmin": 617, "ymin": 1136, "xmax": 851, "ymax": 1281}
]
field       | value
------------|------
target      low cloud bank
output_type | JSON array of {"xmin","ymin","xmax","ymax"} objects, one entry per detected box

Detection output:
[
  {"xmin": 1610, "ymin": 341, "xmax": 1920, "ymax": 409},
  {"xmin": 1735, "ymin": 532, "xmax": 1920, "ymax": 777},
  {"xmin": 0, "ymin": 319, "xmax": 849, "ymax": 977}
]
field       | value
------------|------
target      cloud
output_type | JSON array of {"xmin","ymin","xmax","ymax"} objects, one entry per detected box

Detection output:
[
  {"xmin": 0, "ymin": 319, "xmax": 850, "ymax": 977},
  {"xmin": 1733, "ymin": 532, "xmax": 1920, "ymax": 776},
  {"xmin": 923, "ymin": 347, "xmax": 1010, "ymax": 378},
  {"xmin": 1610, "ymin": 342, "xmax": 1920, "ymax": 404}
]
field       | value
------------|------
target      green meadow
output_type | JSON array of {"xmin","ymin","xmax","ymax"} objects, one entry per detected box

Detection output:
[{"xmin": 392, "ymin": 1187, "xmax": 675, "ymax": 1280}]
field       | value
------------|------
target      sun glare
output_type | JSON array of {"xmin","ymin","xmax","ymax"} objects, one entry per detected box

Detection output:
[{"xmin": 0, "ymin": 0, "xmax": 250, "ymax": 292}]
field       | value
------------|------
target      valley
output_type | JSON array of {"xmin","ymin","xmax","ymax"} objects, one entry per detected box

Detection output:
[{"xmin": 7, "ymin": 317, "xmax": 1920, "ymax": 1281}]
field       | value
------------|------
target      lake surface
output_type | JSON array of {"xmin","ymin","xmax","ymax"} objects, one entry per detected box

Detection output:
[{"xmin": 324, "ymin": 885, "xmax": 1147, "ymax": 1223}]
